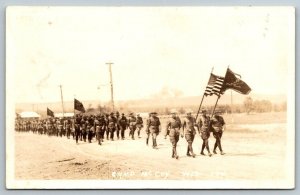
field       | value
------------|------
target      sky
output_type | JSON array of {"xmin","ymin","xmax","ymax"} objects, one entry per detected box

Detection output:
[{"xmin": 6, "ymin": 6, "xmax": 294, "ymax": 103}]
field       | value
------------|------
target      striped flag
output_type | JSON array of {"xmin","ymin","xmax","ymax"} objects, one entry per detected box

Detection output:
[{"xmin": 204, "ymin": 73, "xmax": 225, "ymax": 96}]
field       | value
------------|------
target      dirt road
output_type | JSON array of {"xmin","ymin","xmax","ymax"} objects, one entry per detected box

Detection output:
[{"xmin": 15, "ymin": 121, "xmax": 287, "ymax": 180}]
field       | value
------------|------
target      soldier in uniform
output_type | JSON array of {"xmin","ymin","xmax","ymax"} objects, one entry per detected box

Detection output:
[
  {"xmin": 146, "ymin": 112, "xmax": 161, "ymax": 149},
  {"xmin": 182, "ymin": 112, "xmax": 197, "ymax": 158},
  {"xmin": 57, "ymin": 119, "xmax": 64, "ymax": 137},
  {"xmin": 65, "ymin": 119, "xmax": 72, "ymax": 139},
  {"xmin": 115, "ymin": 111, "xmax": 121, "ymax": 139},
  {"xmin": 165, "ymin": 112, "xmax": 182, "ymax": 159},
  {"xmin": 119, "ymin": 113, "xmax": 128, "ymax": 140},
  {"xmin": 145, "ymin": 113, "xmax": 151, "ymax": 145},
  {"xmin": 198, "ymin": 109, "xmax": 212, "ymax": 157},
  {"xmin": 99, "ymin": 114, "xmax": 106, "ymax": 142},
  {"xmin": 87, "ymin": 116, "xmax": 94, "ymax": 143},
  {"xmin": 105, "ymin": 114, "xmax": 110, "ymax": 140},
  {"xmin": 128, "ymin": 113, "xmax": 137, "ymax": 140},
  {"xmin": 74, "ymin": 114, "xmax": 82, "ymax": 144},
  {"xmin": 211, "ymin": 110, "xmax": 226, "ymax": 155},
  {"xmin": 94, "ymin": 115, "xmax": 102, "ymax": 145},
  {"xmin": 81, "ymin": 118, "xmax": 87, "ymax": 142},
  {"xmin": 107, "ymin": 112, "xmax": 117, "ymax": 141},
  {"xmin": 136, "ymin": 114, "xmax": 144, "ymax": 138}
]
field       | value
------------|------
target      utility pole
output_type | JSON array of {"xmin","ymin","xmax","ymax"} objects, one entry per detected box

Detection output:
[
  {"xmin": 106, "ymin": 62, "xmax": 115, "ymax": 111},
  {"xmin": 59, "ymin": 85, "xmax": 65, "ymax": 118}
]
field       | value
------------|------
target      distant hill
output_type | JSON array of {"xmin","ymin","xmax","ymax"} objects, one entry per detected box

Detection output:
[{"xmin": 15, "ymin": 93, "xmax": 286, "ymax": 115}]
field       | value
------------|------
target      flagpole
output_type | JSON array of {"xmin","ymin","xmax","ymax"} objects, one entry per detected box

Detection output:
[
  {"xmin": 210, "ymin": 95, "xmax": 221, "ymax": 119},
  {"xmin": 195, "ymin": 95, "xmax": 205, "ymax": 122},
  {"xmin": 195, "ymin": 67, "xmax": 214, "ymax": 121}
]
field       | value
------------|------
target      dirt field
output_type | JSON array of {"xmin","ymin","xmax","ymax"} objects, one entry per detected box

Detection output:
[{"xmin": 14, "ymin": 112, "xmax": 287, "ymax": 180}]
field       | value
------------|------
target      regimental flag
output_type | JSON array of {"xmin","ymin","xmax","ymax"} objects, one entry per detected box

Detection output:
[
  {"xmin": 204, "ymin": 73, "xmax": 225, "ymax": 96},
  {"xmin": 47, "ymin": 107, "xmax": 54, "ymax": 117},
  {"xmin": 74, "ymin": 98, "xmax": 85, "ymax": 113},
  {"xmin": 220, "ymin": 68, "xmax": 251, "ymax": 95}
]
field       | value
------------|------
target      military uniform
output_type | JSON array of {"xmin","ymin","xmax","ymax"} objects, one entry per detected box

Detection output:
[
  {"xmin": 165, "ymin": 114, "xmax": 182, "ymax": 159},
  {"xmin": 136, "ymin": 115, "xmax": 144, "ymax": 138},
  {"xmin": 65, "ymin": 119, "xmax": 72, "ymax": 139},
  {"xmin": 182, "ymin": 113, "xmax": 197, "ymax": 157},
  {"xmin": 107, "ymin": 113, "xmax": 117, "ymax": 141},
  {"xmin": 146, "ymin": 112, "xmax": 161, "ymax": 149},
  {"xmin": 128, "ymin": 114, "xmax": 137, "ymax": 140},
  {"xmin": 119, "ymin": 114, "xmax": 128, "ymax": 140},
  {"xmin": 81, "ymin": 119, "xmax": 87, "ymax": 142},
  {"xmin": 198, "ymin": 110, "xmax": 212, "ymax": 156},
  {"xmin": 115, "ymin": 112, "xmax": 121, "ymax": 139},
  {"xmin": 211, "ymin": 111, "xmax": 225, "ymax": 155}
]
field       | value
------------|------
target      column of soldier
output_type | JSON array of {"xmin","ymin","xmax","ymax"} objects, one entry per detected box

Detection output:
[{"xmin": 15, "ymin": 109, "xmax": 225, "ymax": 160}]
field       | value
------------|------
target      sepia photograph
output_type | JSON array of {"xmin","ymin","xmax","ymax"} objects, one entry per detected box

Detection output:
[{"xmin": 6, "ymin": 6, "xmax": 295, "ymax": 189}]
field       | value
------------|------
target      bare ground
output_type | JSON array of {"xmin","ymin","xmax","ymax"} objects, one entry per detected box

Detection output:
[{"xmin": 14, "ymin": 121, "xmax": 287, "ymax": 180}]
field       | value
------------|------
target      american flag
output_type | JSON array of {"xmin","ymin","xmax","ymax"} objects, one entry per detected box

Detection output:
[{"xmin": 204, "ymin": 73, "xmax": 225, "ymax": 96}]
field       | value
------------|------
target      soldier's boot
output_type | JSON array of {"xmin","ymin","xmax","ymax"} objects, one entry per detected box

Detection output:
[
  {"xmin": 189, "ymin": 145, "xmax": 196, "ymax": 158},
  {"xmin": 173, "ymin": 148, "xmax": 179, "ymax": 159},
  {"xmin": 146, "ymin": 138, "xmax": 149, "ymax": 145},
  {"xmin": 220, "ymin": 151, "xmax": 225, "ymax": 155},
  {"xmin": 172, "ymin": 149, "xmax": 174, "ymax": 158},
  {"xmin": 214, "ymin": 142, "xmax": 218, "ymax": 154},
  {"xmin": 186, "ymin": 147, "xmax": 191, "ymax": 156}
]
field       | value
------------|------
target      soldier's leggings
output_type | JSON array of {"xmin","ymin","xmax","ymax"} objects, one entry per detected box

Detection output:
[
  {"xmin": 151, "ymin": 133, "xmax": 158, "ymax": 147},
  {"xmin": 87, "ymin": 130, "xmax": 93, "ymax": 143},
  {"xmin": 116, "ymin": 125, "xmax": 120, "ymax": 138},
  {"xmin": 96, "ymin": 131, "xmax": 102, "ymax": 145},
  {"xmin": 170, "ymin": 129, "xmax": 180, "ymax": 157},
  {"xmin": 129, "ymin": 125, "xmax": 136, "ymax": 139},
  {"xmin": 201, "ymin": 139, "xmax": 210, "ymax": 153},
  {"xmin": 185, "ymin": 134, "xmax": 195, "ymax": 155},
  {"xmin": 170, "ymin": 135, "xmax": 179, "ymax": 157},
  {"xmin": 120, "ymin": 125, "xmax": 126, "ymax": 139},
  {"xmin": 213, "ymin": 131, "xmax": 223, "ymax": 152},
  {"xmin": 82, "ymin": 130, "xmax": 87, "ymax": 142},
  {"xmin": 146, "ymin": 133, "xmax": 150, "ymax": 145},
  {"xmin": 66, "ymin": 129, "xmax": 71, "ymax": 138},
  {"xmin": 108, "ymin": 127, "xmax": 115, "ymax": 140},
  {"xmin": 105, "ymin": 128, "xmax": 110, "ymax": 139}
]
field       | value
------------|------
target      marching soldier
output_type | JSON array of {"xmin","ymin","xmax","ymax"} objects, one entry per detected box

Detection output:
[
  {"xmin": 115, "ymin": 111, "xmax": 121, "ymax": 139},
  {"xmin": 65, "ymin": 119, "xmax": 72, "ymax": 139},
  {"xmin": 165, "ymin": 112, "xmax": 182, "ymax": 159},
  {"xmin": 211, "ymin": 110, "xmax": 226, "ymax": 155},
  {"xmin": 107, "ymin": 112, "xmax": 117, "ymax": 141},
  {"xmin": 182, "ymin": 112, "xmax": 197, "ymax": 158},
  {"xmin": 105, "ymin": 114, "xmax": 110, "ymax": 140},
  {"xmin": 198, "ymin": 109, "xmax": 212, "ymax": 157},
  {"xmin": 145, "ymin": 113, "xmax": 151, "ymax": 145},
  {"xmin": 74, "ymin": 114, "xmax": 82, "ymax": 144},
  {"xmin": 146, "ymin": 112, "xmax": 161, "ymax": 149},
  {"xmin": 136, "ymin": 114, "xmax": 144, "ymax": 138},
  {"xmin": 119, "ymin": 113, "xmax": 128, "ymax": 140},
  {"xmin": 81, "ymin": 118, "xmax": 87, "ymax": 142},
  {"xmin": 99, "ymin": 114, "xmax": 106, "ymax": 142},
  {"xmin": 128, "ymin": 113, "xmax": 137, "ymax": 140}
]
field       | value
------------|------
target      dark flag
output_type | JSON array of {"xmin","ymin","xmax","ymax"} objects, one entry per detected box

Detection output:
[
  {"xmin": 47, "ymin": 107, "xmax": 54, "ymax": 117},
  {"xmin": 204, "ymin": 73, "xmax": 225, "ymax": 96},
  {"xmin": 220, "ymin": 68, "xmax": 251, "ymax": 95},
  {"xmin": 74, "ymin": 98, "xmax": 85, "ymax": 113}
]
